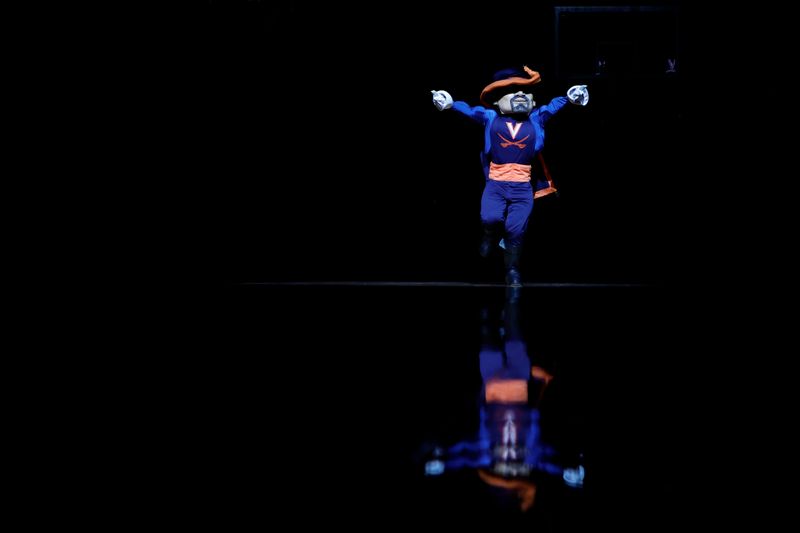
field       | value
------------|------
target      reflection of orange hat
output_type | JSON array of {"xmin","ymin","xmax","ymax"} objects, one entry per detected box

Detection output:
[
  {"xmin": 479, "ymin": 470, "xmax": 537, "ymax": 512},
  {"xmin": 480, "ymin": 66, "xmax": 542, "ymax": 107}
]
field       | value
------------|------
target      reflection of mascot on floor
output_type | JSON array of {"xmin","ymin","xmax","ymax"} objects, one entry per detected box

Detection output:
[{"xmin": 423, "ymin": 290, "xmax": 584, "ymax": 512}]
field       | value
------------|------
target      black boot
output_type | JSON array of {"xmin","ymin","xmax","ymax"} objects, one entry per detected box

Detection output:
[
  {"xmin": 480, "ymin": 306, "xmax": 501, "ymax": 348},
  {"xmin": 503, "ymin": 288, "xmax": 522, "ymax": 338},
  {"xmin": 479, "ymin": 224, "xmax": 500, "ymax": 258},
  {"xmin": 504, "ymin": 246, "xmax": 523, "ymax": 287},
  {"xmin": 505, "ymin": 285, "xmax": 522, "ymax": 303}
]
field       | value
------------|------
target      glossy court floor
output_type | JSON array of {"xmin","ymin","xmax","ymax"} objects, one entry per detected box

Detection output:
[{"xmin": 202, "ymin": 283, "xmax": 713, "ymax": 529}]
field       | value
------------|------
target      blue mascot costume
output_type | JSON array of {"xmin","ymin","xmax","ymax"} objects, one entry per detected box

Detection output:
[{"xmin": 432, "ymin": 67, "xmax": 588, "ymax": 286}]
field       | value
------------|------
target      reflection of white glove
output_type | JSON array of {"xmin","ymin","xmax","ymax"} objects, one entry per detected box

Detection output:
[
  {"xmin": 567, "ymin": 85, "xmax": 589, "ymax": 106},
  {"xmin": 431, "ymin": 90, "xmax": 453, "ymax": 111}
]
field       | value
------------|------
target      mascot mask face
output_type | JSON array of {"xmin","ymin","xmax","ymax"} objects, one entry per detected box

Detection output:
[{"xmin": 496, "ymin": 91, "xmax": 535, "ymax": 115}]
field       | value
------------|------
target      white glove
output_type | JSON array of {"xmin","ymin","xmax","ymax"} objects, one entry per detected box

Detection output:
[
  {"xmin": 431, "ymin": 90, "xmax": 453, "ymax": 111},
  {"xmin": 567, "ymin": 85, "xmax": 589, "ymax": 106}
]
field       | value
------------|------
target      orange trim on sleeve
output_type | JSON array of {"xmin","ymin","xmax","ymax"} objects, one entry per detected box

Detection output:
[
  {"xmin": 534, "ymin": 152, "xmax": 558, "ymax": 198},
  {"xmin": 534, "ymin": 187, "xmax": 557, "ymax": 199}
]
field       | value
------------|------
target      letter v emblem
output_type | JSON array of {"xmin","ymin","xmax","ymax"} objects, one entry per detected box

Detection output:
[{"xmin": 505, "ymin": 122, "xmax": 523, "ymax": 140}]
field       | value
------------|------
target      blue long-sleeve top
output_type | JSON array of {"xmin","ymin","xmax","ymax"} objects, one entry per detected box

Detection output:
[{"xmin": 452, "ymin": 97, "xmax": 569, "ymax": 181}]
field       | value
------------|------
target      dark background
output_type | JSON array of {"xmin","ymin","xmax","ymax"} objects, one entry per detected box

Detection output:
[
  {"xmin": 180, "ymin": 1, "xmax": 782, "ymax": 286},
  {"xmin": 173, "ymin": 3, "xmax": 789, "ymax": 526}
]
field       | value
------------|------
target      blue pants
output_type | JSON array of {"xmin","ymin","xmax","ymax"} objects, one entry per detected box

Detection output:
[
  {"xmin": 479, "ymin": 340, "xmax": 531, "ymax": 382},
  {"xmin": 480, "ymin": 180, "xmax": 534, "ymax": 248}
]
